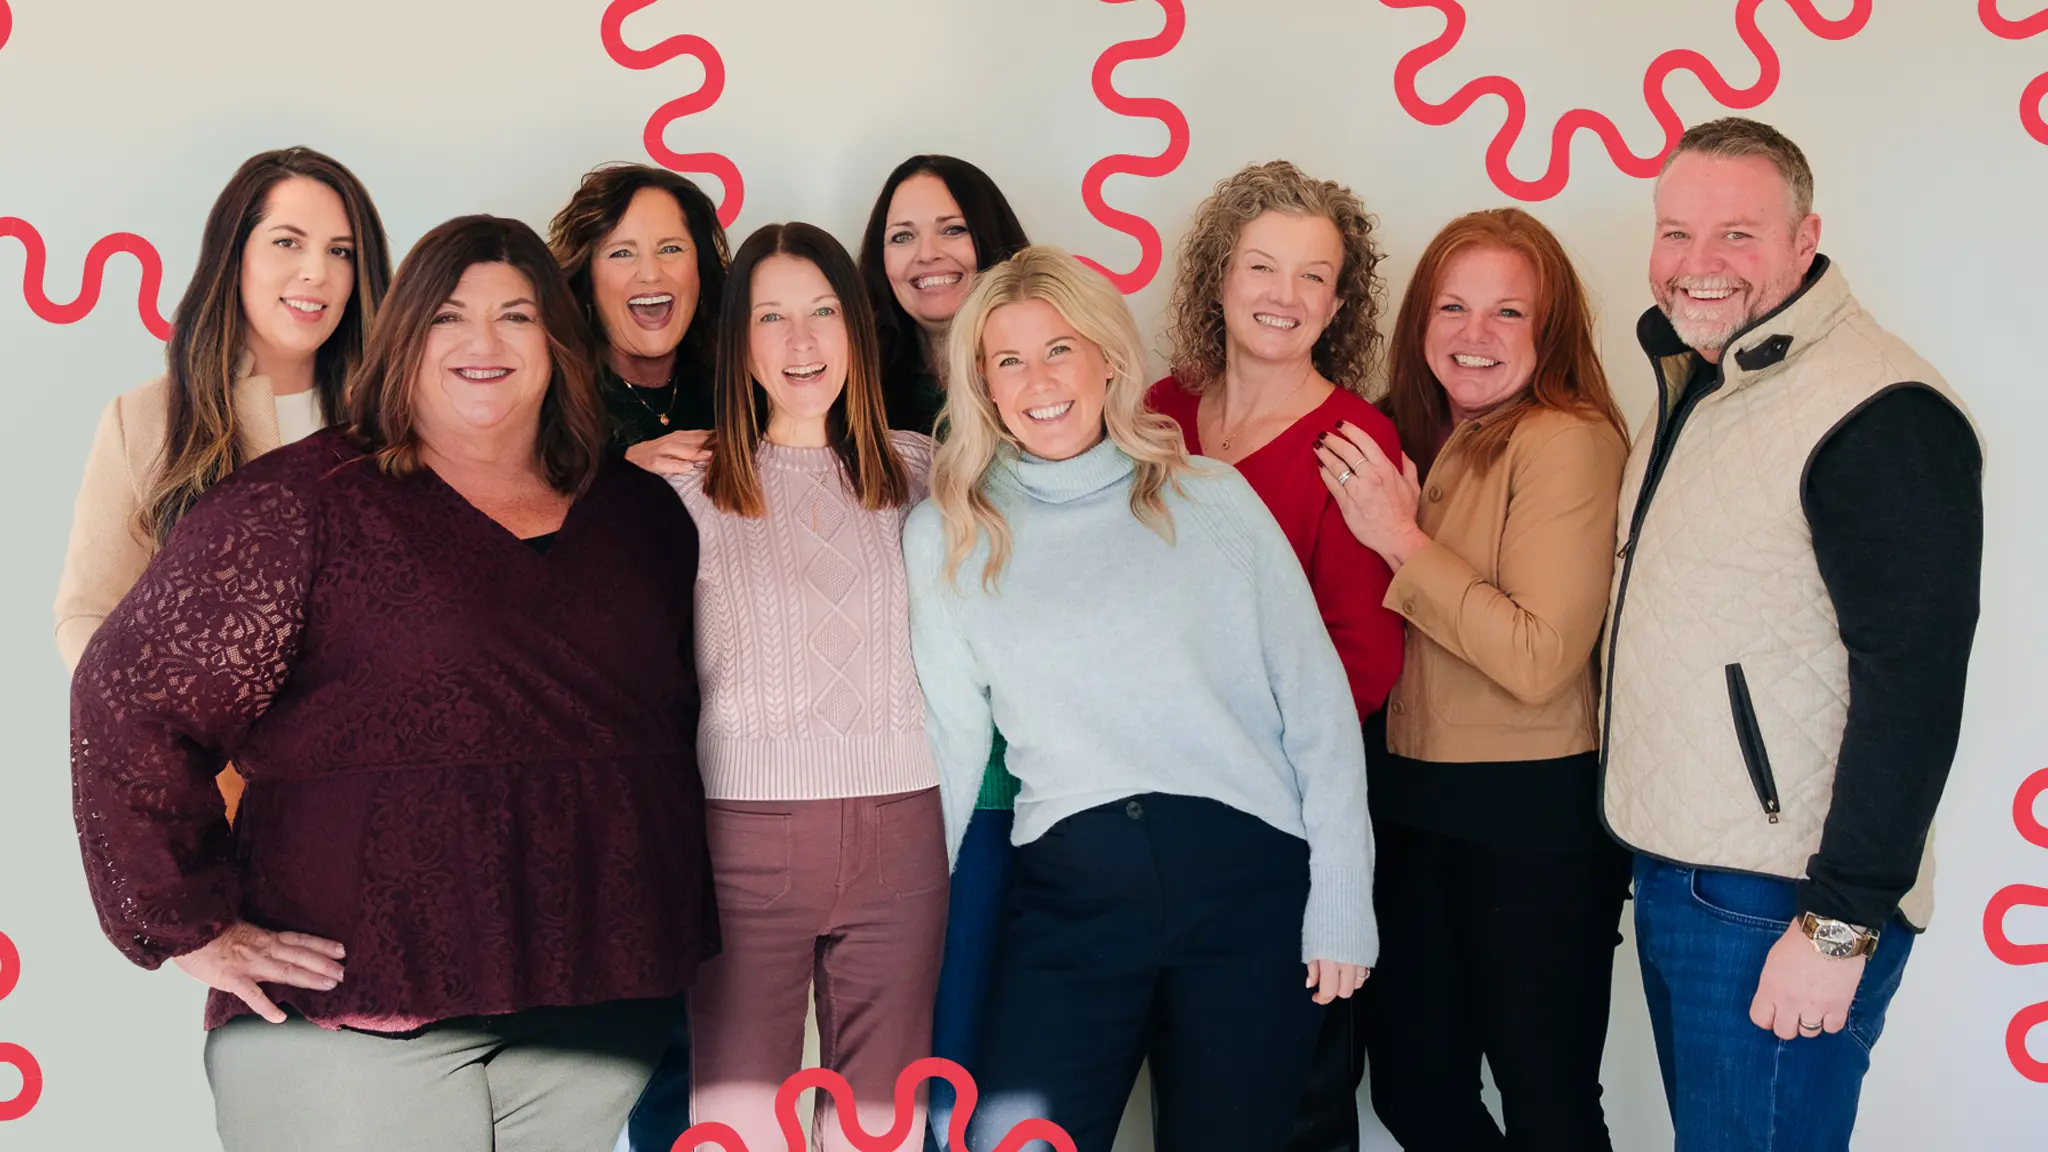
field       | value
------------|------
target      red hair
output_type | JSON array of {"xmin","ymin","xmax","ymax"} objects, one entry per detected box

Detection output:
[{"xmin": 1382, "ymin": 208, "xmax": 1627, "ymax": 476}]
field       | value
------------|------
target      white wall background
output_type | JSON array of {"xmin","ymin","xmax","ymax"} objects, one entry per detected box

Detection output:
[{"xmin": 2, "ymin": 2, "xmax": 2043, "ymax": 1148}]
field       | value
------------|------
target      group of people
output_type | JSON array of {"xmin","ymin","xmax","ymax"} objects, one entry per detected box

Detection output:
[{"xmin": 57, "ymin": 114, "xmax": 1981, "ymax": 1152}]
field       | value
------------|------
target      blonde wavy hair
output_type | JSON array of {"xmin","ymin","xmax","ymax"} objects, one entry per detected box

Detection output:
[
  {"xmin": 934, "ymin": 246, "xmax": 1191, "ymax": 590},
  {"xmin": 1163, "ymin": 160, "xmax": 1387, "ymax": 395}
]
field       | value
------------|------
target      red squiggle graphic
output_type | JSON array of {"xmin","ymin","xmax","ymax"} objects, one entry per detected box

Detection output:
[
  {"xmin": 601, "ymin": 0, "xmax": 743, "ymax": 227},
  {"xmin": 673, "ymin": 1058, "xmax": 1076, "ymax": 1152},
  {"xmin": 0, "ymin": 1043, "xmax": 41, "ymax": 1123},
  {"xmin": 1, "ymin": 218, "xmax": 172, "ymax": 340},
  {"xmin": 1983, "ymin": 884, "xmax": 2048, "ymax": 967},
  {"xmin": 2007, "ymin": 1001, "xmax": 2048, "ymax": 1083},
  {"xmin": 1380, "ymin": 0, "xmax": 1872, "ymax": 200},
  {"xmin": 1076, "ymin": 0, "xmax": 1189, "ymax": 295},
  {"xmin": 1990, "ymin": 768, "xmax": 2048, "ymax": 1080},
  {"xmin": 0, "ymin": 931, "xmax": 17, "ymax": 1003},
  {"xmin": 2012, "ymin": 766, "xmax": 2048, "ymax": 850},
  {"xmin": 0, "ymin": 930, "xmax": 41, "ymax": 1122},
  {"xmin": 0, "ymin": 7, "xmax": 170, "ymax": 340},
  {"xmin": 1981, "ymin": 0, "xmax": 2048, "ymax": 144}
]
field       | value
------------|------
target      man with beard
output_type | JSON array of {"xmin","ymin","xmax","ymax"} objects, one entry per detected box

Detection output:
[{"xmin": 1599, "ymin": 117, "xmax": 1983, "ymax": 1150}]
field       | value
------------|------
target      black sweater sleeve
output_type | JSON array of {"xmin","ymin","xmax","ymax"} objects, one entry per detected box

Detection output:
[{"xmin": 1798, "ymin": 385, "xmax": 1982, "ymax": 930}]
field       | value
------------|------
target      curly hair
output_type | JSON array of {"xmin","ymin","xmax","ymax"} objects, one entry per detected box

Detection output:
[{"xmin": 1162, "ymin": 160, "xmax": 1387, "ymax": 396}]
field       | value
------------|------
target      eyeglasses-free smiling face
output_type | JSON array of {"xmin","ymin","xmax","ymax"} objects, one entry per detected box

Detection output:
[
  {"xmin": 1220, "ymin": 210, "xmax": 1344, "ymax": 369},
  {"xmin": 238, "ymin": 176, "xmax": 358, "ymax": 372},
  {"xmin": 747, "ymin": 254, "xmax": 849, "ymax": 443},
  {"xmin": 1424, "ymin": 244, "xmax": 1541, "ymax": 422},
  {"xmin": 589, "ymin": 186, "xmax": 701, "ymax": 364},
  {"xmin": 411, "ymin": 262, "xmax": 554, "ymax": 445},
  {"xmin": 883, "ymin": 173, "xmax": 979, "ymax": 336},
  {"xmin": 980, "ymin": 298, "xmax": 1110, "ymax": 463},
  {"xmin": 1650, "ymin": 150, "xmax": 1820, "ymax": 360}
]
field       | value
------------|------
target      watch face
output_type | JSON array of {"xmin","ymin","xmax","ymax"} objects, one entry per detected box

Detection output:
[{"xmin": 1814, "ymin": 920, "xmax": 1859, "ymax": 958}]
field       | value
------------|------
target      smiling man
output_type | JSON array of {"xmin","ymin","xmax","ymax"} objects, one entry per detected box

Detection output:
[{"xmin": 1599, "ymin": 118, "xmax": 1984, "ymax": 1150}]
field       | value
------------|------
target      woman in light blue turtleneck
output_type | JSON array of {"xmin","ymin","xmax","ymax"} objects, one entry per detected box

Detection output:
[{"xmin": 902, "ymin": 246, "xmax": 1375, "ymax": 1152}]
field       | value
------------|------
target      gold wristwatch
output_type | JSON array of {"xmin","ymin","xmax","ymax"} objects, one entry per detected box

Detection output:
[{"xmin": 1799, "ymin": 912, "xmax": 1879, "ymax": 959}]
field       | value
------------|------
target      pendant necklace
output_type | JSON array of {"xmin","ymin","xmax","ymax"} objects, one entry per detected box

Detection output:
[
  {"xmin": 1214, "ymin": 366, "xmax": 1314, "ymax": 454},
  {"xmin": 619, "ymin": 368, "xmax": 681, "ymax": 427}
]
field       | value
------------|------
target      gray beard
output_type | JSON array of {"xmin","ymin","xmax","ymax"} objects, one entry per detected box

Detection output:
[
  {"xmin": 1664, "ymin": 306, "xmax": 1745, "ymax": 355},
  {"xmin": 1658, "ymin": 272, "xmax": 1804, "ymax": 357}
]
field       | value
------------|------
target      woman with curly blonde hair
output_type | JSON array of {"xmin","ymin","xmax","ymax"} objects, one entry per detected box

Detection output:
[
  {"xmin": 1148, "ymin": 160, "xmax": 1405, "ymax": 1151},
  {"xmin": 905, "ymin": 246, "xmax": 1375, "ymax": 1152}
]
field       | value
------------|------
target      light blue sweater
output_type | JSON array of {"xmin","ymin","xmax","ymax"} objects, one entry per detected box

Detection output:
[{"xmin": 903, "ymin": 439, "xmax": 1377, "ymax": 966}]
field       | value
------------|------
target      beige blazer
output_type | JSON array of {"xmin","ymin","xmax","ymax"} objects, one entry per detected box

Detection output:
[
  {"xmin": 1381, "ymin": 406, "xmax": 1627, "ymax": 764},
  {"xmin": 55, "ymin": 356, "xmax": 284, "ymax": 669}
]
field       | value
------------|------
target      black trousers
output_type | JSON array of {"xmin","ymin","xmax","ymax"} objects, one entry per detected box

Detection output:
[
  {"xmin": 966, "ymin": 793, "xmax": 1325, "ymax": 1152},
  {"xmin": 1357, "ymin": 820, "xmax": 1631, "ymax": 1152}
]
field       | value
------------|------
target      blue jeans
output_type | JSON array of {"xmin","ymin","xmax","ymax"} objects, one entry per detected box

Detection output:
[
  {"xmin": 1631, "ymin": 856, "xmax": 1915, "ymax": 1152},
  {"xmin": 613, "ymin": 1001, "xmax": 690, "ymax": 1152},
  {"xmin": 926, "ymin": 807, "xmax": 1016, "ymax": 1152}
]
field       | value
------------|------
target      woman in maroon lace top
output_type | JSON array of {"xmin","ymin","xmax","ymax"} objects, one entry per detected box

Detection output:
[{"xmin": 70, "ymin": 215, "xmax": 715, "ymax": 1152}]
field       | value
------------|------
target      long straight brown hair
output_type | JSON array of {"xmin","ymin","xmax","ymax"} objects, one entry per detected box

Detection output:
[
  {"xmin": 855, "ymin": 155, "xmax": 1031, "ymax": 428},
  {"xmin": 704, "ymin": 222, "xmax": 909, "ymax": 518},
  {"xmin": 1382, "ymin": 208, "xmax": 1627, "ymax": 477},
  {"xmin": 346, "ymin": 216, "xmax": 609, "ymax": 496},
  {"xmin": 145, "ymin": 147, "xmax": 391, "ymax": 545}
]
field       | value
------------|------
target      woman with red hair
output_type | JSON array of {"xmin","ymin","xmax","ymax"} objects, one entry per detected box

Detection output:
[{"xmin": 1313, "ymin": 208, "xmax": 1633, "ymax": 1152}]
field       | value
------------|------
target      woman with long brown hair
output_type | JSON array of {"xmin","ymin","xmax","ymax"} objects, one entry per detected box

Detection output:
[
  {"xmin": 54, "ymin": 146, "xmax": 392, "ymax": 817},
  {"xmin": 548, "ymin": 163, "xmax": 730, "ymax": 475},
  {"xmin": 854, "ymin": 151, "xmax": 1033, "ymax": 1152},
  {"xmin": 1311, "ymin": 208, "xmax": 1633, "ymax": 1151},
  {"xmin": 70, "ymin": 214, "xmax": 715, "ymax": 1151},
  {"xmin": 670, "ymin": 221, "xmax": 942, "ymax": 1152},
  {"xmin": 856, "ymin": 154, "xmax": 1031, "ymax": 434}
]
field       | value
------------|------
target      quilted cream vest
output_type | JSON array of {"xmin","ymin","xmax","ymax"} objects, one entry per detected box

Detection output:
[{"xmin": 1601, "ymin": 260, "xmax": 1974, "ymax": 930}]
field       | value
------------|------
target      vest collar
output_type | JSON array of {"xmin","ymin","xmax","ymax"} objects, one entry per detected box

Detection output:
[{"xmin": 1636, "ymin": 255, "xmax": 1856, "ymax": 400}]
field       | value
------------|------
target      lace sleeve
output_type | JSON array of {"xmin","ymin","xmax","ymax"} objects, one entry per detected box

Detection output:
[{"xmin": 69, "ymin": 474, "xmax": 316, "ymax": 969}]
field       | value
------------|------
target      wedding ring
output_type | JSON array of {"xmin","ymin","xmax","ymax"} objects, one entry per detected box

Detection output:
[
  {"xmin": 1797, "ymin": 1018, "xmax": 1824, "ymax": 1033},
  {"xmin": 1336, "ymin": 469, "xmax": 1354, "ymax": 486}
]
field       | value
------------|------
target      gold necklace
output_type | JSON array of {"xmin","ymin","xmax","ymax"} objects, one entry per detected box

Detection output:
[
  {"xmin": 617, "ymin": 369, "xmax": 680, "ymax": 427},
  {"xmin": 1213, "ymin": 368, "xmax": 1314, "ymax": 454}
]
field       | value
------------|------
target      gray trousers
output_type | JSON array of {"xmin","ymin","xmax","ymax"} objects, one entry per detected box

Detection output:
[{"xmin": 204, "ymin": 997, "xmax": 680, "ymax": 1152}]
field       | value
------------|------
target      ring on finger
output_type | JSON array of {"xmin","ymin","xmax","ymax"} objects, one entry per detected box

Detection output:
[
  {"xmin": 1336, "ymin": 469, "xmax": 1354, "ymax": 486},
  {"xmin": 1797, "ymin": 1018, "xmax": 1824, "ymax": 1033}
]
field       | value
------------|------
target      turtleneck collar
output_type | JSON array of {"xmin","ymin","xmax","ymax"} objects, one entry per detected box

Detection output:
[{"xmin": 999, "ymin": 436, "xmax": 1134, "ymax": 504}]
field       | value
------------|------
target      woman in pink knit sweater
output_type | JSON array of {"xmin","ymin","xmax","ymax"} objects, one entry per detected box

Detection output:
[{"xmin": 667, "ymin": 221, "xmax": 946, "ymax": 1152}]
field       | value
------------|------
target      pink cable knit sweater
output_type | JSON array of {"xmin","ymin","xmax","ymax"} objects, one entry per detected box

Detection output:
[{"xmin": 672, "ymin": 431, "xmax": 939, "ymax": 801}]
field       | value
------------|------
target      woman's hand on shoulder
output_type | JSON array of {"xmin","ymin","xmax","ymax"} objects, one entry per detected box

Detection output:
[
  {"xmin": 173, "ymin": 921, "xmax": 346, "ymax": 1023},
  {"xmin": 1306, "ymin": 958, "xmax": 1370, "ymax": 1005},
  {"xmin": 626, "ymin": 429, "xmax": 715, "ymax": 476},
  {"xmin": 1314, "ymin": 420, "xmax": 1430, "ymax": 569}
]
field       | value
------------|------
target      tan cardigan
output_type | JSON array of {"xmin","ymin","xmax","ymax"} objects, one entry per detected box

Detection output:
[
  {"xmin": 1381, "ymin": 406, "xmax": 1626, "ymax": 763},
  {"xmin": 55, "ymin": 359, "xmax": 284, "ymax": 669}
]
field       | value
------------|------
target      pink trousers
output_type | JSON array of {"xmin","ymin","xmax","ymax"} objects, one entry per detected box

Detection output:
[{"xmin": 688, "ymin": 787, "xmax": 949, "ymax": 1152}]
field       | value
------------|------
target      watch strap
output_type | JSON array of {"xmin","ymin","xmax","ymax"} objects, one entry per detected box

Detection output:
[{"xmin": 1799, "ymin": 911, "xmax": 1880, "ymax": 957}]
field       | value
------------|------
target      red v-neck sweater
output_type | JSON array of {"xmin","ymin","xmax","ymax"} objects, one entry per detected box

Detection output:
[
  {"xmin": 71, "ymin": 427, "xmax": 717, "ymax": 1032},
  {"xmin": 1148, "ymin": 376, "xmax": 1404, "ymax": 714}
]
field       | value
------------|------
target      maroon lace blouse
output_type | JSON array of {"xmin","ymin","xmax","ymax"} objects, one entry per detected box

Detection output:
[{"xmin": 70, "ymin": 428, "xmax": 717, "ymax": 1031}]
